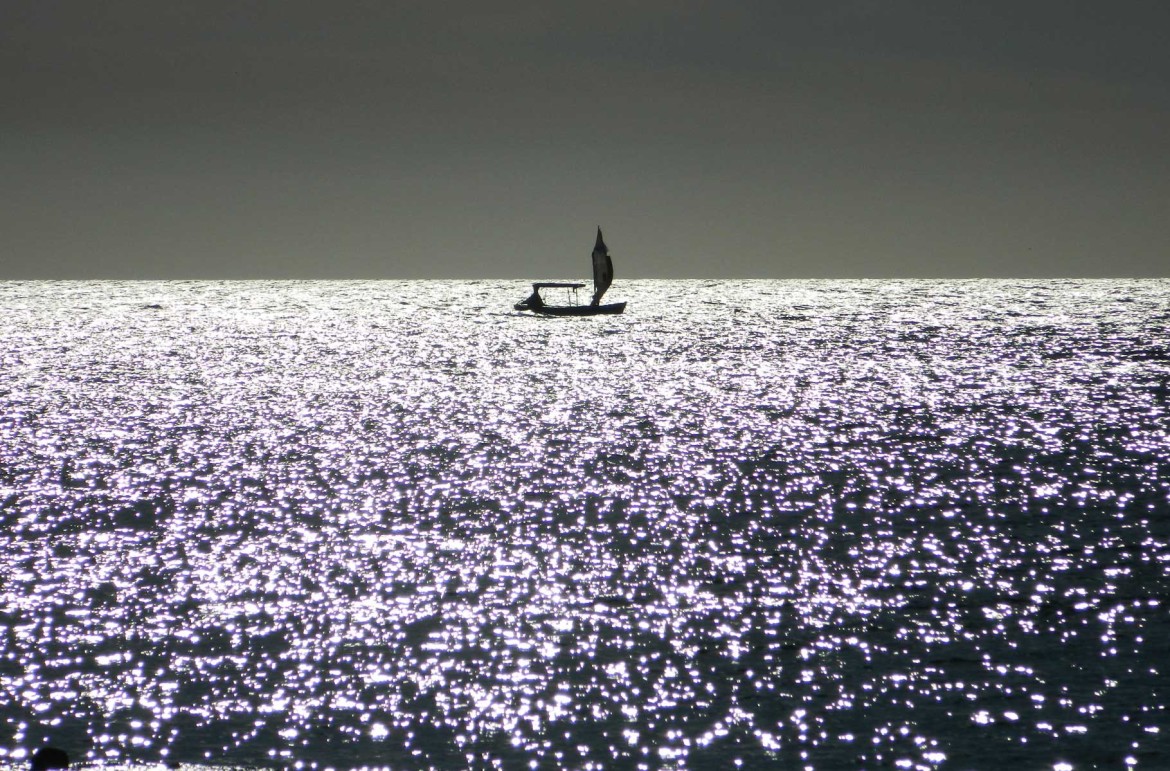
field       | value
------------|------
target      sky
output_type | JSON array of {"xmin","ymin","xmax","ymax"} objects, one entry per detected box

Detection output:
[{"xmin": 2, "ymin": 1, "xmax": 1168, "ymax": 279}]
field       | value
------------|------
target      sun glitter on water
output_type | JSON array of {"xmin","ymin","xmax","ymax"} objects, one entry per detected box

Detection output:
[{"xmin": 0, "ymin": 278, "xmax": 1168, "ymax": 769}]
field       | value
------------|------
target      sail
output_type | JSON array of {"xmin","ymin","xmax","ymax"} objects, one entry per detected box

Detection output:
[{"xmin": 590, "ymin": 227, "xmax": 613, "ymax": 305}]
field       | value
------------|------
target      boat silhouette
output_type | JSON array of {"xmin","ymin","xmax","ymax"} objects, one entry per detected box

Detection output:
[{"xmin": 515, "ymin": 228, "xmax": 627, "ymax": 316}]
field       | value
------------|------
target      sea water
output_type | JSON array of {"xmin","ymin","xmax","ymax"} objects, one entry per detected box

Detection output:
[{"xmin": 0, "ymin": 279, "xmax": 1167, "ymax": 770}]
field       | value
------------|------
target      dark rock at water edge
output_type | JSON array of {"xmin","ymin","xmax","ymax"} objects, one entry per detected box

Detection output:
[{"xmin": 30, "ymin": 747, "xmax": 69, "ymax": 770}]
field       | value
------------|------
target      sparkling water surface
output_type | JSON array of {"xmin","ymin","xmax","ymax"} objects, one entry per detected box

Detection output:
[{"xmin": 1, "ymin": 279, "xmax": 1168, "ymax": 769}]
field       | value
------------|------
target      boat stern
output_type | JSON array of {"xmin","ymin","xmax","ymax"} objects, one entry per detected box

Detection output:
[{"xmin": 515, "ymin": 289, "xmax": 544, "ymax": 311}]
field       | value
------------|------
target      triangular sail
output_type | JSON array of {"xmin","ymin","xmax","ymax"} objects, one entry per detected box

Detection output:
[{"xmin": 590, "ymin": 227, "xmax": 613, "ymax": 306}]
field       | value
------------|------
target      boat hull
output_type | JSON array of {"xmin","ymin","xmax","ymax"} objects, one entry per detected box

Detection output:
[{"xmin": 523, "ymin": 302, "xmax": 626, "ymax": 316}]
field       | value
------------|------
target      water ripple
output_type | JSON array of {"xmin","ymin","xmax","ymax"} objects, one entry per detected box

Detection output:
[{"xmin": 1, "ymin": 279, "xmax": 1167, "ymax": 768}]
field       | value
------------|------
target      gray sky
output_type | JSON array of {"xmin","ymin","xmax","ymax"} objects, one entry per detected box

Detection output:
[{"xmin": 3, "ymin": 1, "xmax": 1168, "ymax": 278}]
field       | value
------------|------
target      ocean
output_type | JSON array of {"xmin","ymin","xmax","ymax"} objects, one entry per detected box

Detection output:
[{"xmin": 0, "ymin": 279, "xmax": 1167, "ymax": 770}]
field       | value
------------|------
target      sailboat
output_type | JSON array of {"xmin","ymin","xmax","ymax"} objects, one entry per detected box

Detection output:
[{"xmin": 514, "ymin": 228, "xmax": 627, "ymax": 316}]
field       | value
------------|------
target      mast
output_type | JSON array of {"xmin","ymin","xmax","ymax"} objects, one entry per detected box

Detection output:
[{"xmin": 590, "ymin": 227, "xmax": 613, "ymax": 306}]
